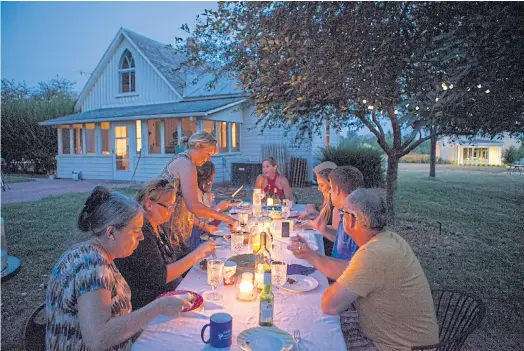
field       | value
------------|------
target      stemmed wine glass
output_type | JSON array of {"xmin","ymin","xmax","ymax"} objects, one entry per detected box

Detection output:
[
  {"xmin": 271, "ymin": 260, "xmax": 288, "ymax": 301},
  {"xmin": 206, "ymin": 259, "xmax": 224, "ymax": 301}
]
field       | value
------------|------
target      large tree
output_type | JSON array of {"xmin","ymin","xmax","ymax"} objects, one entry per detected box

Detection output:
[{"xmin": 177, "ymin": 1, "xmax": 524, "ymax": 221}]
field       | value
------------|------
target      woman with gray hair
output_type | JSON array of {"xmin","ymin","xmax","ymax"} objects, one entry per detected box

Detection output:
[
  {"xmin": 159, "ymin": 131, "xmax": 238, "ymax": 259},
  {"xmin": 46, "ymin": 186, "xmax": 189, "ymax": 351}
]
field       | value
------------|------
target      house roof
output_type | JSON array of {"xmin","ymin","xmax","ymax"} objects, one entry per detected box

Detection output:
[
  {"xmin": 74, "ymin": 28, "xmax": 244, "ymax": 111},
  {"xmin": 40, "ymin": 97, "xmax": 247, "ymax": 126}
]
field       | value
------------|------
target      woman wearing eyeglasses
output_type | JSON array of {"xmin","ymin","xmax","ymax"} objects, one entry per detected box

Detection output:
[{"xmin": 115, "ymin": 178, "xmax": 216, "ymax": 310}]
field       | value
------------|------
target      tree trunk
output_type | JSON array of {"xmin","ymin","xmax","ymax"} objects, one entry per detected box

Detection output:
[
  {"xmin": 385, "ymin": 155, "xmax": 400, "ymax": 224},
  {"xmin": 429, "ymin": 130, "xmax": 437, "ymax": 178}
]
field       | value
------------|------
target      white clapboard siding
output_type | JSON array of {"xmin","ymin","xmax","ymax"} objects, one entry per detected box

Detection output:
[
  {"xmin": 56, "ymin": 156, "xmax": 113, "ymax": 179},
  {"xmin": 82, "ymin": 37, "xmax": 180, "ymax": 112}
]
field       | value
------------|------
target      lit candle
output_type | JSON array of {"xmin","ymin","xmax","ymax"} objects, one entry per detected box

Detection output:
[
  {"xmin": 239, "ymin": 280, "xmax": 254, "ymax": 299},
  {"xmin": 267, "ymin": 197, "xmax": 274, "ymax": 206}
]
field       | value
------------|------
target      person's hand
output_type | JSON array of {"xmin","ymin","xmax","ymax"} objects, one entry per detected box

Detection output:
[
  {"xmin": 195, "ymin": 241, "xmax": 216, "ymax": 260},
  {"xmin": 228, "ymin": 219, "xmax": 239, "ymax": 233},
  {"xmin": 209, "ymin": 193, "xmax": 216, "ymax": 203},
  {"xmin": 290, "ymin": 235, "xmax": 313, "ymax": 259},
  {"xmin": 310, "ymin": 215, "xmax": 327, "ymax": 232},
  {"xmin": 206, "ymin": 225, "xmax": 220, "ymax": 235},
  {"xmin": 215, "ymin": 200, "xmax": 232, "ymax": 212},
  {"xmin": 154, "ymin": 295, "xmax": 191, "ymax": 317}
]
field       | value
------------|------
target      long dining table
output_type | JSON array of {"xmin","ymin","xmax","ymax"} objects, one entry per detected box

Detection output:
[{"xmin": 132, "ymin": 205, "xmax": 348, "ymax": 351}]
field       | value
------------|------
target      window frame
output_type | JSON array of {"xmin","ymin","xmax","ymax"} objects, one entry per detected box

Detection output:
[{"xmin": 119, "ymin": 49, "xmax": 136, "ymax": 94}]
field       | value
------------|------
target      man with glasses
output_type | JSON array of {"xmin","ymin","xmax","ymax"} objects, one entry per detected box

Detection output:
[
  {"xmin": 306, "ymin": 166, "xmax": 363, "ymax": 261},
  {"xmin": 291, "ymin": 188, "xmax": 438, "ymax": 350}
]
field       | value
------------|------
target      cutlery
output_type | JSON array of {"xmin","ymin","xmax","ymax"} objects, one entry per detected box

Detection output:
[
  {"xmin": 293, "ymin": 329, "xmax": 301, "ymax": 350},
  {"xmin": 231, "ymin": 185, "xmax": 244, "ymax": 198}
]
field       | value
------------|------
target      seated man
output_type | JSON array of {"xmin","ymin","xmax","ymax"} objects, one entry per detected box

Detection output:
[
  {"xmin": 306, "ymin": 166, "xmax": 363, "ymax": 260},
  {"xmin": 291, "ymin": 188, "xmax": 439, "ymax": 350}
]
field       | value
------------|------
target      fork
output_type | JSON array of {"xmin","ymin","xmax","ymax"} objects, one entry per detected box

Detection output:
[{"xmin": 293, "ymin": 329, "xmax": 301, "ymax": 350}]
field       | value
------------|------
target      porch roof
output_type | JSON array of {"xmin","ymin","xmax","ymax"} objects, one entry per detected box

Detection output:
[
  {"xmin": 40, "ymin": 97, "xmax": 247, "ymax": 126},
  {"xmin": 456, "ymin": 138, "xmax": 504, "ymax": 147}
]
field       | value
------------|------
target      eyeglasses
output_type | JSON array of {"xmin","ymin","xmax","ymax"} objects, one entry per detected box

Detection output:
[
  {"xmin": 338, "ymin": 208, "xmax": 357, "ymax": 221},
  {"xmin": 155, "ymin": 202, "xmax": 175, "ymax": 210}
]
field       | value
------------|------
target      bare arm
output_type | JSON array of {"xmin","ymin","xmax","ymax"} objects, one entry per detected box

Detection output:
[
  {"xmin": 78, "ymin": 290, "xmax": 186, "ymax": 350},
  {"xmin": 322, "ymin": 282, "xmax": 359, "ymax": 315},
  {"xmin": 255, "ymin": 175, "xmax": 265, "ymax": 190},
  {"xmin": 280, "ymin": 176, "xmax": 294, "ymax": 201},
  {"xmin": 307, "ymin": 215, "xmax": 337, "ymax": 242},
  {"xmin": 165, "ymin": 241, "xmax": 215, "ymax": 283},
  {"xmin": 170, "ymin": 159, "xmax": 235, "ymax": 226}
]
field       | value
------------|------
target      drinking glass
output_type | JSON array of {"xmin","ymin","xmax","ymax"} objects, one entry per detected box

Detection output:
[
  {"xmin": 282, "ymin": 205, "xmax": 291, "ymax": 220},
  {"xmin": 231, "ymin": 232, "xmax": 245, "ymax": 255},
  {"xmin": 271, "ymin": 260, "xmax": 287, "ymax": 301},
  {"xmin": 207, "ymin": 259, "xmax": 225, "ymax": 301},
  {"xmin": 238, "ymin": 213, "xmax": 249, "ymax": 229}
]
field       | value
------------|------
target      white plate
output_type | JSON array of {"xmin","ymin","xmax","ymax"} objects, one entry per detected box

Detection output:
[
  {"xmin": 281, "ymin": 275, "xmax": 319, "ymax": 293},
  {"xmin": 237, "ymin": 326, "xmax": 295, "ymax": 351}
]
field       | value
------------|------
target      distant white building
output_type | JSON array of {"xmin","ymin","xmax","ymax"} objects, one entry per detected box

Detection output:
[
  {"xmin": 40, "ymin": 28, "xmax": 343, "ymax": 183},
  {"xmin": 437, "ymin": 134, "xmax": 520, "ymax": 165}
]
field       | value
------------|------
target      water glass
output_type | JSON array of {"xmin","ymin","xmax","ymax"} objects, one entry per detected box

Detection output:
[
  {"xmin": 271, "ymin": 261, "xmax": 287, "ymax": 300},
  {"xmin": 207, "ymin": 259, "xmax": 224, "ymax": 301},
  {"xmin": 282, "ymin": 205, "xmax": 291, "ymax": 220},
  {"xmin": 238, "ymin": 213, "xmax": 249, "ymax": 228},
  {"xmin": 231, "ymin": 232, "xmax": 244, "ymax": 255}
]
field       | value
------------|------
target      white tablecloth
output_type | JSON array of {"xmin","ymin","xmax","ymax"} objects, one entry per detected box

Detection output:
[{"xmin": 132, "ymin": 210, "xmax": 347, "ymax": 351}]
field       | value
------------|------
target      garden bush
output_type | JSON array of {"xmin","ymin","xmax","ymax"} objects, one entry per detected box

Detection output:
[{"xmin": 317, "ymin": 146, "xmax": 385, "ymax": 187}]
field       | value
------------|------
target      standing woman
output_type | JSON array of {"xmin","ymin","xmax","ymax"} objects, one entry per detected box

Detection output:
[
  {"xmin": 159, "ymin": 131, "xmax": 237, "ymax": 258},
  {"xmin": 46, "ymin": 186, "xmax": 188, "ymax": 351},
  {"xmin": 255, "ymin": 157, "xmax": 294, "ymax": 201}
]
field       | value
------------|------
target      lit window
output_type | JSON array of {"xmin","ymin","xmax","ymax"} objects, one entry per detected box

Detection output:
[
  {"xmin": 73, "ymin": 124, "xmax": 83, "ymax": 154},
  {"xmin": 164, "ymin": 118, "xmax": 179, "ymax": 154},
  {"xmin": 101, "ymin": 122, "xmax": 110, "ymax": 155},
  {"xmin": 203, "ymin": 120, "xmax": 216, "ymax": 137},
  {"xmin": 61, "ymin": 126, "xmax": 71, "ymax": 154},
  {"xmin": 136, "ymin": 120, "xmax": 142, "ymax": 154},
  {"xmin": 218, "ymin": 122, "xmax": 228, "ymax": 153},
  {"xmin": 119, "ymin": 50, "xmax": 136, "ymax": 93},
  {"xmin": 148, "ymin": 119, "xmax": 161, "ymax": 154},
  {"xmin": 85, "ymin": 123, "xmax": 96, "ymax": 154},
  {"xmin": 231, "ymin": 122, "xmax": 240, "ymax": 152},
  {"xmin": 181, "ymin": 118, "xmax": 196, "ymax": 139}
]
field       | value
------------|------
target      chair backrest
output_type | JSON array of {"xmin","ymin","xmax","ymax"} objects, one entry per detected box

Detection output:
[
  {"xmin": 412, "ymin": 290, "xmax": 486, "ymax": 351},
  {"xmin": 22, "ymin": 303, "xmax": 46, "ymax": 351}
]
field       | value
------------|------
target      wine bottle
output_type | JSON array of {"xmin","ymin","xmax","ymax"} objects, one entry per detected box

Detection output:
[
  {"xmin": 254, "ymin": 232, "xmax": 272, "ymax": 290},
  {"xmin": 259, "ymin": 271, "xmax": 274, "ymax": 326},
  {"xmin": 272, "ymin": 189, "xmax": 280, "ymax": 206}
]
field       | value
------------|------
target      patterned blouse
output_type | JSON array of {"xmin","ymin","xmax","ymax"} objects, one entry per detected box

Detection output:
[
  {"xmin": 46, "ymin": 241, "xmax": 132, "ymax": 351},
  {"xmin": 159, "ymin": 152, "xmax": 194, "ymax": 259}
]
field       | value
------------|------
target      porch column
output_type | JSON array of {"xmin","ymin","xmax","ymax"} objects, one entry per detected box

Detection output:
[
  {"xmin": 227, "ymin": 122, "xmax": 232, "ymax": 152},
  {"xmin": 160, "ymin": 120, "xmax": 166, "ymax": 154},
  {"xmin": 95, "ymin": 124, "xmax": 102, "ymax": 156},
  {"xmin": 57, "ymin": 128, "xmax": 62, "ymax": 155},
  {"xmin": 81, "ymin": 125, "xmax": 87, "ymax": 155},
  {"xmin": 69, "ymin": 127, "xmax": 74, "ymax": 155},
  {"xmin": 471, "ymin": 146, "xmax": 475, "ymax": 165}
]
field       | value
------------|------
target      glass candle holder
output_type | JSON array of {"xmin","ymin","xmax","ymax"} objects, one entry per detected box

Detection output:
[{"xmin": 236, "ymin": 272, "xmax": 257, "ymax": 301}]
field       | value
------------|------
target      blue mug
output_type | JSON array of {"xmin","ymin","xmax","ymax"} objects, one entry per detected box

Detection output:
[{"xmin": 201, "ymin": 313, "xmax": 233, "ymax": 348}]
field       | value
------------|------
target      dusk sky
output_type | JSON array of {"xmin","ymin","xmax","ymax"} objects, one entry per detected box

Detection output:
[{"xmin": 1, "ymin": 1, "xmax": 217, "ymax": 92}]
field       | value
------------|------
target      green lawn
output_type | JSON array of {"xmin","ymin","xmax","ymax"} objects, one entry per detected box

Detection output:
[
  {"xmin": 3, "ymin": 176, "xmax": 36, "ymax": 184},
  {"xmin": 1, "ymin": 170, "xmax": 523, "ymax": 350}
]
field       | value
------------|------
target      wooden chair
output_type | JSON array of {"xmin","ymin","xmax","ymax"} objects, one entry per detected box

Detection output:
[
  {"xmin": 412, "ymin": 290, "xmax": 486, "ymax": 351},
  {"xmin": 22, "ymin": 303, "xmax": 46, "ymax": 351}
]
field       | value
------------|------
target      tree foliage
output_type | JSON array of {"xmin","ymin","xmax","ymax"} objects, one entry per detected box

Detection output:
[
  {"xmin": 177, "ymin": 1, "xmax": 524, "ymax": 221},
  {"xmin": 1, "ymin": 77, "xmax": 76, "ymax": 174}
]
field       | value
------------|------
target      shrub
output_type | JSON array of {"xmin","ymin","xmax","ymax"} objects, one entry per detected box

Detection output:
[
  {"xmin": 502, "ymin": 146, "xmax": 518, "ymax": 165},
  {"xmin": 317, "ymin": 146, "xmax": 385, "ymax": 187}
]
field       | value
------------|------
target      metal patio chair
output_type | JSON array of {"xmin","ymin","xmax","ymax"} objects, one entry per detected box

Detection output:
[{"xmin": 412, "ymin": 290, "xmax": 486, "ymax": 351}]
